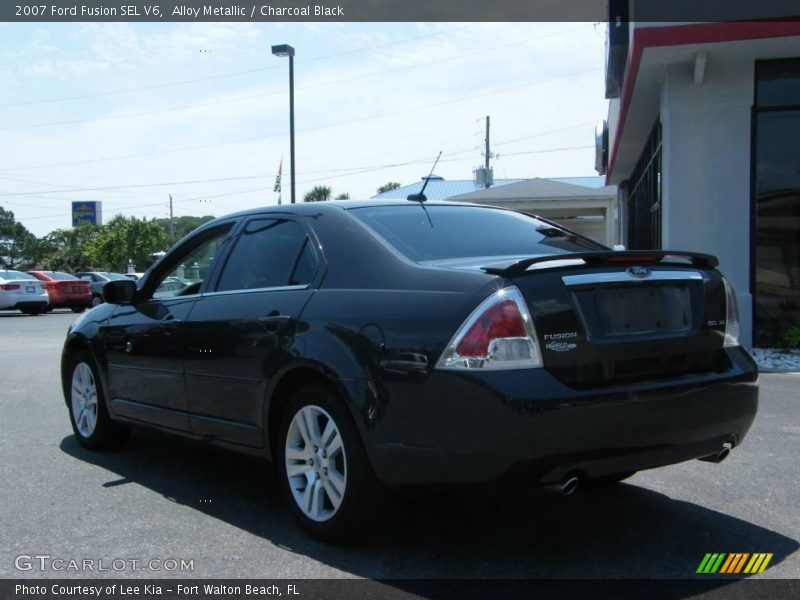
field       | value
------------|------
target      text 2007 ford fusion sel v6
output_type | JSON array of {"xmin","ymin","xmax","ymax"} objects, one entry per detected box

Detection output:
[{"xmin": 61, "ymin": 200, "xmax": 758, "ymax": 539}]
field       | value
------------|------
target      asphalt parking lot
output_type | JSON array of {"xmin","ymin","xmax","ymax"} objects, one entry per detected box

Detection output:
[{"xmin": 1, "ymin": 310, "xmax": 798, "ymax": 581}]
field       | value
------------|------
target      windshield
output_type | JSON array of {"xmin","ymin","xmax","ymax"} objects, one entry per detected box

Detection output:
[
  {"xmin": 350, "ymin": 205, "xmax": 606, "ymax": 262},
  {"xmin": 100, "ymin": 272, "xmax": 130, "ymax": 281}
]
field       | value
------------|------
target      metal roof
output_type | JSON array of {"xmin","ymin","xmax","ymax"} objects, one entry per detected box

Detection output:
[
  {"xmin": 372, "ymin": 176, "xmax": 609, "ymax": 201},
  {"xmin": 450, "ymin": 178, "xmax": 616, "ymax": 201}
]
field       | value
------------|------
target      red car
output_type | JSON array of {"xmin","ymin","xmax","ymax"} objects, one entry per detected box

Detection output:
[{"xmin": 28, "ymin": 271, "xmax": 92, "ymax": 312}]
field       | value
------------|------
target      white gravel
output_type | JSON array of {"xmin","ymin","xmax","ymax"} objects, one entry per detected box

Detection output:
[{"xmin": 750, "ymin": 347, "xmax": 800, "ymax": 372}]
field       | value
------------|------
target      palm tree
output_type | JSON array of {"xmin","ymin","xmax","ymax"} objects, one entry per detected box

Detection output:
[{"xmin": 303, "ymin": 186, "xmax": 332, "ymax": 203}]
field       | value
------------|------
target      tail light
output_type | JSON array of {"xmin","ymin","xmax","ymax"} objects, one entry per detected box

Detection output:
[
  {"xmin": 0, "ymin": 284, "xmax": 20, "ymax": 290},
  {"xmin": 437, "ymin": 286, "xmax": 542, "ymax": 370},
  {"xmin": 722, "ymin": 278, "xmax": 740, "ymax": 348}
]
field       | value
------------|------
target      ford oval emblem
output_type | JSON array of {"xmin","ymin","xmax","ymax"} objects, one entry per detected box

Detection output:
[{"xmin": 626, "ymin": 265, "xmax": 651, "ymax": 278}]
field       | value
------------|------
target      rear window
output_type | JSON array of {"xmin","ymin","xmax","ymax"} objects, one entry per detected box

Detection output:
[
  {"xmin": 49, "ymin": 272, "xmax": 78, "ymax": 280},
  {"xmin": 350, "ymin": 205, "xmax": 605, "ymax": 261},
  {"xmin": 0, "ymin": 271, "xmax": 35, "ymax": 280}
]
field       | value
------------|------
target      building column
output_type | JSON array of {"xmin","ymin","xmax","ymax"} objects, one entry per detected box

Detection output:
[{"xmin": 659, "ymin": 60, "xmax": 755, "ymax": 347}]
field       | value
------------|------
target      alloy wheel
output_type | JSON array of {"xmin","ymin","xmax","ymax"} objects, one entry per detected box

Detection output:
[
  {"xmin": 284, "ymin": 405, "xmax": 347, "ymax": 522},
  {"xmin": 71, "ymin": 362, "xmax": 98, "ymax": 438}
]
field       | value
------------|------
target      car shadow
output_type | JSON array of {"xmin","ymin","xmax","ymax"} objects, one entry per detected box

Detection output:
[{"xmin": 60, "ymin": 430, "xmax": 798, "ymax": 586}]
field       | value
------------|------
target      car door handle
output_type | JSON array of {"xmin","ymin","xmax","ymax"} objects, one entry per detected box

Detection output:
[{"xmin": 259, "ymin": 315, "xmax": 293, "ymax": 333}]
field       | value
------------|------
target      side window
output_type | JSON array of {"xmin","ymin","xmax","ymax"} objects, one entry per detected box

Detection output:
[
  {"xmin": 216, "ymin": 219, "xmax": 317, "ymax": 292},
  {"xmin": 150, "ymin": 226, "xmax": 231, "ymax": 300}
]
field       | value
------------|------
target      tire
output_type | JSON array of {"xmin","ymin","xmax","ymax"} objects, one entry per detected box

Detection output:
[
  {"xmin": 71, "ymin": 306, "xmax": 87, "ymax": 313},
  {"xmin": 91, "ymin": 295, "xmax": 103, "ymax": 307},
  {"xmin": 21, "ymin": 307, "xmax": 43, "ymax": 316},
  {"xmin": 276, "ymin": 386, "xmax": 378, "ymax": 541},
  {"xmin": 67, "ymin": 350, "xmax": 129, "ymax": 450},
  {"xmin": 588, "ymin": 471, "xmax": 637, "ymax": 486}
]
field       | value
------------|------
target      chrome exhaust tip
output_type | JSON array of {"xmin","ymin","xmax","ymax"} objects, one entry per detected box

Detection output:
[
  {"xmin": 699, "ymin": 443, "xmax": 732, "ymax": 464},
  {"xmin": 562, "ymin": 476, "xmax": 580, "ymax": 496},
  {"xmin": 542, "ymin": 475, "xmax": 581, "ymax": 496}
]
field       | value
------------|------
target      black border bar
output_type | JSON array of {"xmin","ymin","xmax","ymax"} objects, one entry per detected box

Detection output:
[
  {"xmin": 4, "ymin": 579, "xmax": 800, "ymax": 600},
  {"xmin": 3, "ymin": 0, "xmax": 800, "ymax": 23}
]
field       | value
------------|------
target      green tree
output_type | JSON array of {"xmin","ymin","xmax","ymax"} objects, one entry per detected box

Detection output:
[
  {"xmin": 0, "ymin": 206, "xmax": 38, "ymax": 269},
  {"xmin": 303, "ymin": 186, "xmax": 332, "ymax": 203},
  {"xmin": 155, "ymin": 215, "xmax": 215, "ymax": 242},
  {"xmin": 40, "ymin": 224, "xmax": 101, "ymax": 272},
  {"xmin": 376, "ymin": 182, "xmax": 401, "ymax": 195},
  {"xmin": 334, "ymin": 192, "xmax": 350, "ymax": 200},
  {"xmin": 90, "ymin": 215, "xmax": 169, "ymax": 272}
]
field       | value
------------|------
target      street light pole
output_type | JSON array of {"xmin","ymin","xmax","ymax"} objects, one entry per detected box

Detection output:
[{"xmin": 272, "ymin": 44, "xmax": 296, "ymax": 204}]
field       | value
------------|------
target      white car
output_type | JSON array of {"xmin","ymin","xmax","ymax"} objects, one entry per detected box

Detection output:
[{"xmin": 0, "ymin": 270, "xmax": 49, "ymax": 315}]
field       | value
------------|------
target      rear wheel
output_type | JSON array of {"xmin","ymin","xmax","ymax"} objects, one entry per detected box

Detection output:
[
  {"xmin": 68, "ymin": 351, "xmax": 129, "ymax": 450},
  {"xmin": 91, "ymin": 295, "xmax": 103, "ymax": 307},
  {"xmin": 21, "ymin": 307, "xmax": 44, "ymax": 316},
  {"xmin": 276, "ymin": 386, "xmax": 377, "ymax": 541}
]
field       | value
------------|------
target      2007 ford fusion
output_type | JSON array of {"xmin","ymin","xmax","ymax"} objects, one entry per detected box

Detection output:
[{"xmin": 61, "ymin": 199, "xmax": 758, "ymax": 539}]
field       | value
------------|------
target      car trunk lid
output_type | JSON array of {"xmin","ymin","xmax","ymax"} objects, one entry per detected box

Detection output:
[{"xmin": 483, "ymin": 251, "xmax": 731, "ymax": 387}]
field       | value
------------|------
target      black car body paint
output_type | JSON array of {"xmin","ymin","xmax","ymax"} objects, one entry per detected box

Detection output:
[{"xmin": 62, "ymin": 201, "xmax": 758, "ymax": 487}]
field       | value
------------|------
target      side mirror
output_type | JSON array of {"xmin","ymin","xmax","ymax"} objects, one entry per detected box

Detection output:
[{"xmin": 102, "ymin": 280, "xmax": 136, "ymax": 305}]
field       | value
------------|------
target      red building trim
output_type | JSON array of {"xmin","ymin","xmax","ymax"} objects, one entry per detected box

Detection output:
[{"xmin": 606, "ymin": 20, "xmax": 800, "ymax": 184}]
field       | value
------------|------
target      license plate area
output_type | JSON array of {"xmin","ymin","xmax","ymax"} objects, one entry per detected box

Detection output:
[
  {"xmin": 26, "ymin": 286, "xmax": 37, "ymax": 293},
  {"xmin": 572, "ymin": 284, "xmax": 693, "ymax": 339}
]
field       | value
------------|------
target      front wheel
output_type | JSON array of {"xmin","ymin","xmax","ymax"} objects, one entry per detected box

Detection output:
[
  {"xmin": 91, "ymin": 295, "xmax": 103, "ymax": 307},
  {"xmin": 68, "ymin": 351, "xmax": 129, "ymax": 450},
  {"xmin": 276, "ymin": 386, "xmax": 377, "ymax": 541}
]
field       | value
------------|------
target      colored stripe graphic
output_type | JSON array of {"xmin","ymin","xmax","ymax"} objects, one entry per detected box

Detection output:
[
  {"xmin": 698, "ymin": 553, "xmax": 774, "ymax": 574},
  {"xmin": 697, "ymin": 553, "xmax": 727, "ymax": 574},
  {"xmin": 744, "ymin": 553, "xmax": 774, "ymax": 574},
  {"xmin": 720, "ymin": 553, "xmax": 749, "ymax": 573}
]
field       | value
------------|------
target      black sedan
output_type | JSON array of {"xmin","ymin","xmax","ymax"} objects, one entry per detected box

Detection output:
[{"xmin": 61, "ymin": 200, "xmax": 758, "ymax": 539}]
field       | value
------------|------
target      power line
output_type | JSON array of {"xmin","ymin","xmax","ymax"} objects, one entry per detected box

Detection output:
[
  {"xmin": 0, "ymin": 140, "xmax": 594, "ymax": 198},
  {"xmin": 6, "ymin": 143, "xmax": 596, "ymax": 222},
  {"xmin": 0, "ymin": 67, "xmax": 600, "ymax": 173}
]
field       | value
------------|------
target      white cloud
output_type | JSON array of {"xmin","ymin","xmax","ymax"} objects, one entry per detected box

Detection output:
[{"xmin": 0, "ymin": 22, "xmax": 607, "ymax": 236}]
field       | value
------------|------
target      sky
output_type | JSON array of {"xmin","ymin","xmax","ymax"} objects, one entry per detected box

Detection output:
[{"xmin": 0, "ymin": 22, "xmax": 608, "ymax": 237}]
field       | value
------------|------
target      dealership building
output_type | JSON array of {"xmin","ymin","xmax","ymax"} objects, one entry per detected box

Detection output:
[{"xmin": 598, "ymin": 18, "xmax": 800, "ymax": 348}]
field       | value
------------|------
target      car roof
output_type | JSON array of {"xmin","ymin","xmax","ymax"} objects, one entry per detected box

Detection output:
[{"xmin": 196, "ymin": 199, "xmax": 493, "ymax": 231}]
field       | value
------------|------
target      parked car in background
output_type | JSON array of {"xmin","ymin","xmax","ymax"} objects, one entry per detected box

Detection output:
[
  {"xmin": 123, "ymin": 273, "xmax": 145, "ymax": 282},
  {"xmin": 28, "ymin": 271, "xmax": 92, "ymax": 313},
  {"xmin": 75, "ymin": 272, "xmax": 131, "ymax": 307},
  {"xmin": 0, "ymin": 270, "xmax": 48, "ymax": 315},
  {"xmin": 61, "ymin": 201, "xmax": 758, "ymax": 540}
]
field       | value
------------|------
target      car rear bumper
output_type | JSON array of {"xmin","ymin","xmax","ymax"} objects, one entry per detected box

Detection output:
[
  {"xmin": 366, "ymin": 347, "xmax": 758, "ymax": 486},
  {"xmin": 48, "ymin": 293, "xmax": 92, "ymax": 307}
]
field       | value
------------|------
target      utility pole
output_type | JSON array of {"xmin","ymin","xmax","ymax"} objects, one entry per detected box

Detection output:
[
  {"xmin": 168, "ymin": 194, "xmax": 175, "ymax": 242},
  {"xmin": 484, "ymin": 116, "xmax": 491, "ymax": 189}
]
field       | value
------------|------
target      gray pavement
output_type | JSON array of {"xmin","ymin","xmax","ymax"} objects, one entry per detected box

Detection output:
[{"xmin": 1, "ymin": 310, "xmax": 798, "ymax": 580}]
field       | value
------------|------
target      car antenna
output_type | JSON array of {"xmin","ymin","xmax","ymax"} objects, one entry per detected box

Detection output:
[{"xmin": 407, "ymin": 151, "xmax": 442, "ymax": 203}]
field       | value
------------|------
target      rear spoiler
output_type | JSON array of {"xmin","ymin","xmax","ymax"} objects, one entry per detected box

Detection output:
[{"xmin": 482, "ymin": 251, "xmax": 719, "ymax": 277}]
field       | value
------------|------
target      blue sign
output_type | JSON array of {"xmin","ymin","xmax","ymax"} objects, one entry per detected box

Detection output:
[{"xmin": 71, "ymin": 201, "xmax": 102, "ymax": 227}]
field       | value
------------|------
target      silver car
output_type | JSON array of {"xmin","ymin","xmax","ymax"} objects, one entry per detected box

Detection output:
[{"xmin": 0, "ymin": 270, "xmax": 49, "ymax": 315}]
